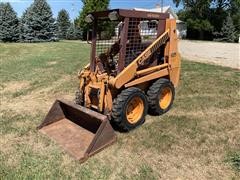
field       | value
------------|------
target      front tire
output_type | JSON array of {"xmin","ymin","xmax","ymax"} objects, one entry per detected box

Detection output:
[
  {"xmin": 147, "ymin": 78, "xmax": 175, "ymax": 115},
  {"xmin": 112, "ymin": 87, "xmax": 148, "ymax": 131}
]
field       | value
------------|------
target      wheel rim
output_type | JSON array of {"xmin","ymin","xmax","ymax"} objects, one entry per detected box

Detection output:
[
  {"xmin": 126, "ymin": 96, "xmax": 144, "ymax": 124},
  {"xmin": 159, "ymin": 87, "xmax": 172, "ymax": 109}
]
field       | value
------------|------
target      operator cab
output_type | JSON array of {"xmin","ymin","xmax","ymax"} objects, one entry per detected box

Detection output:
[{"xmin": 85, "ymin": 9, "xmax": 169, "ymax": 75}]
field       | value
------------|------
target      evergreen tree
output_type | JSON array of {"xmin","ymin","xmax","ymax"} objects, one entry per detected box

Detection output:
[
  {"xmin": 66, "ymin": 23, "xmax": 82, "ymax": 40},
  {"xmin": 57, "ymin": 9, "xmax": 70, "ymax": 39},
  {"xmin": 0, "ymin": 2, "xmax": 19, "ymax": 42},
  {"xmin": 214, "ymin": 15, "xmax": 237, "ymax": 42},
  {"xmin": 75, "ymin": 0, "xmax": 109, "ymax": 40},
  {"xmin": 20, "ymin": 0, "xmax": 56, "ymax": 42},
  {"xmin": 19, "ymin": 9, "xmax": 30, "ymax": 41},
  {"xmin": 66, "ymin": 23, "xmax": 76, "ymax": 40}
]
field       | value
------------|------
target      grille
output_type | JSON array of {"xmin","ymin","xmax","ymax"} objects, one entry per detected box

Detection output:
[
  {"xmin": 95, "ymin": 18, "xmax": 160, "ymax": 73},
  {"xmin": 96, "ymin": 20, "xmax": 121, "ymax": 66},
  {"xmin": 125, "ymin": 18, "xmax": 158, "ymax": 67}
]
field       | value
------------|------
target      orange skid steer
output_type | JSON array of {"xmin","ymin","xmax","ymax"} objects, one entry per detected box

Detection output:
[{"xmin": 38, "ymin": 9, "xmax": 181, "ymax": 163}]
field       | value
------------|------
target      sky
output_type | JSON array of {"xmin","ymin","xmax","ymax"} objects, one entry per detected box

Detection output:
[{"xmin": 1, "ymin": 0, "xmax": 182, "ymax": 20}]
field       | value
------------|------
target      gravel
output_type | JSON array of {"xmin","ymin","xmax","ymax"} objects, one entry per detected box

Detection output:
[{"xmin": 179, "ymin": 40, "xmax": 240, "ymax": 69}]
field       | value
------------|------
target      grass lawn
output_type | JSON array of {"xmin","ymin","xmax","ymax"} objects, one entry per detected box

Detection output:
[{"xmin": 0, "ymin": 41, "xmax": 240, "ymax": 179}]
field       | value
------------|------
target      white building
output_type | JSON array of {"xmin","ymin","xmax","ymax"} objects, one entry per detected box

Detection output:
[{"xmin": 134, "ymin": 5, "xmax": 187, "ymax": 38}]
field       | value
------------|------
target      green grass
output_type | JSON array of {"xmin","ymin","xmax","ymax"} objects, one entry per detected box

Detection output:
[
  {"xmin": 0, "ymin": 41, "xmax": 240, "ymax": 179},
  {"xmin": 0, "ymin": 41, "xmax": 89, "ymax": 92},
  {"xmin": 227, "ymin": 152, "xmax": 240, "ymax": 172}
]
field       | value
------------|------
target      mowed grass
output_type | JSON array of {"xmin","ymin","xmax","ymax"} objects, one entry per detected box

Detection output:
[{"xmin": 0, "ymin": 41, "xmax": 240, "ymax": 179}]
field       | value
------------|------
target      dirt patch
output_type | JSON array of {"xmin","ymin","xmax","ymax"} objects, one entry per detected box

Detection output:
[
  {"xmin": 21, "ymin": 132, "xmax": 58, "ymax": 156},
  {"xmin": 0, "ymin": 133, "xmax": 17, "ymax": 154},
  {"xmin": 1, "ymin": 89, "xmax": 73, "ymax": 115},
  {"xmin": 169, "ymin": 104, "xmax": 240, "ymax": 118},
  {"xmin": 91, "ymin": 138, "xmax": 235, "ymax": 179},
  {"xmin": 47, "ymin": 61, "xmax": 58, "ymax": 65},
  {"xmin": 142, "ymin": 149, "xmax": 234, "ymax": 179},
  {"xmin": 1, "ymin": 76, "xmax": 73, "ymax": 115},
  {"xmin": 61, "ymin": 154, "xmax": 74, "ymax": 168},
  {"xmin": 1, "ymin": 81, "xmax": 30, "ymax": 93},
  {"xmin": 0, "ymin": 132, "xmax": 55, "ymax": 167},
  {"xmin": 6, "ymin": 154, "xmax": 20, "ymax": 168},
  {"xmin": 0, "ymin": 133, "xmax": 21, "ymax": 167},
  {"xmin": 94, "ymin": 143, "xmax": 146, "ymax": 178}
]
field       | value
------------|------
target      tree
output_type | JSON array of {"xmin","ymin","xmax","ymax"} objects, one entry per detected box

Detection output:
[
  {"xmin": 229, "ymin": 0, "xmax": 240, "ymax": 33},
  {"xmin": 57, "ymin": 9, "xmax": 70, "ymax": 39},
  {"xmin": 175, "ymin": 0, "xmax": 214, "ymax": 40},
  {"xmin": 0, "ymin": 2, "xmax": 19, "ymax": 42},
  {"xmin": 175, "ymin": 0, "xmax": 240, "ymax": 41},
  {"xmin": 20, "ymin": 0, "xmax": 56, "ymax": 42},
  {"xmin": 214, "ymin": 15, "xmax": 237, "ymax": 42},
  {"xmin": 75, "ymin": 0, "xmax": 109, "ymax": 40},
  {"xmin": 19, "ymin": 9, "xmax": 29, "ymax": 41},
  {"xmin": 66, "ymin": 23, "xmax": 83, "ymax": 40},
  {"xmin": 209, "ymin": 1, "xmax": 228, "ymax": 33},
  {"xmin": 66, "ymin": 23, "xmax": 76, "ymax": 40}
]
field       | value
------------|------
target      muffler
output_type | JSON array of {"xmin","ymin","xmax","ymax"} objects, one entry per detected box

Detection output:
[{"xmin": 38, "ymin": 100, "xmax": 116, "ymax": 162}]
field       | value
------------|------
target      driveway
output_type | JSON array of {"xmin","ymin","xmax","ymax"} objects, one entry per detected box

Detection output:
[{"xmin": 179, "ymin": 40, "xmax": 240, "ymax": 69}]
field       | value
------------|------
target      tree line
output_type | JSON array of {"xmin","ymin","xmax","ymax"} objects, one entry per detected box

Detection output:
[
  {"xmin": 0, "ymin": 0, "xmax": 81, "ymax": 42},
  {"xmin": 1, "ymin": 0, "xmax": 239, "ymax": 43},
  {"xmin": 174, "ymin": 0, "xmax": 240, "ymax": 42}
]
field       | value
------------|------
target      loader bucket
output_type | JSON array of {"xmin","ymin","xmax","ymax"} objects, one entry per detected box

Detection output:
[{"xmin": 38, "ymin": 99, "xmax": 116, "ymax": 162}]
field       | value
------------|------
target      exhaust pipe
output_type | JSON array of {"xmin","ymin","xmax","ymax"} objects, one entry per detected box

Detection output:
[{"xmin": 38, "ymin": 100, "xmax": 116, "ymax": 162}]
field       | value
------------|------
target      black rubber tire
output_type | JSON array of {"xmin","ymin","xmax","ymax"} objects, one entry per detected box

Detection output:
[
  {"xmin": 147, "ymin": 78, "xmax": 175, "ymax": 115},
  {"xmin": 75, "ymin": 89, "xmax": 83, "ymax": 105},
  {"xmin": 112, "ymin": 87, "xmax": 148, "ymax": 131}
]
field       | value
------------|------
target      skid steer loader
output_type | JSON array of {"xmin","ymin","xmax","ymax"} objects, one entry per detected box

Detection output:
[{"xmin": 38, "ymin": 9, "xmax": 181, "ymax": 163}]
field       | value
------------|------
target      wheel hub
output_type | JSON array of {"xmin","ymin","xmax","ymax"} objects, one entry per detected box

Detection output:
[
  {"xmin": 126, "ymin": 96, "xmax": 144, "ymax": 124},
  {"xmin": 159, "ymin": 87, "xmax": 172, "ymax": 109}
]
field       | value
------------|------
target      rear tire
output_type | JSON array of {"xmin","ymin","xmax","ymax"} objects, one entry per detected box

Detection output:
[
  {"xmin": 147, "ymin": 78, "xmax": 175, "ymax": 115},
  {"xmin": 112, "ymin": 87, "xmax": 148, "ymax": 131}
]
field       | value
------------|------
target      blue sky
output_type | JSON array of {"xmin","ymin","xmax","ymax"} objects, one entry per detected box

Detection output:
[{"xmin": 1, "ymin": 0, "xmax": 181, "ymax": 20}]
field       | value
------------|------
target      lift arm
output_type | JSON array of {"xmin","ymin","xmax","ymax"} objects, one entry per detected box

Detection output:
[{"xmin": 109, "ymin": 29, "xmax": 170, "ymax": 89}]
